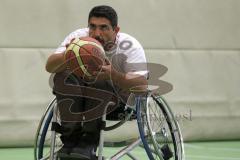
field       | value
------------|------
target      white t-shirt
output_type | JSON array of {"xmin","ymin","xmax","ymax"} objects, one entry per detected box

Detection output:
[{"xmin": 55, "ymin": 28, "xmax": 147, "ymax": 77}]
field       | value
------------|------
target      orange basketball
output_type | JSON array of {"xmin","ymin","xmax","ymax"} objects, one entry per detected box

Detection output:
[{"xmin": 64, "ymin": 37, "xmax": 106, "ymax": 79}]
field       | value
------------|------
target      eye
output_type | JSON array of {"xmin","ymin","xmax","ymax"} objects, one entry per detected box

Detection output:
[
  {"xmin": 89, "ymin": 24, "xmax": 96, "ymax": 30},
  {"xmin": 99, "ymin": 25, "xmax": 109, "ymax": 31}
]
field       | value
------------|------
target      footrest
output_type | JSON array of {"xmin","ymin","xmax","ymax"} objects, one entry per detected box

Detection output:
[{"xmin": 161, "ymin": 144, "xmax": 173, "ymax": 160}]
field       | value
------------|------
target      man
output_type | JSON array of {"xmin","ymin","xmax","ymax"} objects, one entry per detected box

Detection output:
[{"xmin": 46, "ymin": 5, "xmax": 147, "ymax": 160}]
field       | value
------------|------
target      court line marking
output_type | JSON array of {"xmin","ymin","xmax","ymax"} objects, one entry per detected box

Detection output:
[
  {"xmin": 186, "ymin": 155, "xmax": 240, "ymax": 160},
  {"xmin": 185, "ymin": 143, "xmax": 240, "ymax": 152}
]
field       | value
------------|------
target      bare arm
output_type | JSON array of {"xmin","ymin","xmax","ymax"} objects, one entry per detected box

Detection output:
[
  {"xmin": 46, "ymin": 53, "xmax": 147, "ymax": 92},
  {"xmin": 94, "ymin": 65, "xmax": 147, "ymax": 92},
  {"xmin": 112, "ymin": 70, "xmax": 147, "ymax": 92},
  {"xmin": 45, "ymin": 53, "xmax": 66, "ymax": 73}
]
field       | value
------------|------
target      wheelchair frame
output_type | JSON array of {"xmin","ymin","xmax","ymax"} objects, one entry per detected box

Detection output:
[{"xmin": 34, "ymin": 93, "xmax": 184, "ymax": 160}]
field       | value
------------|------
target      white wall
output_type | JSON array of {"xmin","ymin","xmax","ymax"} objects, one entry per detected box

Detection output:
[{"xmin": 0, "ymin": 0, "xmax": 240, "ymax": 146}]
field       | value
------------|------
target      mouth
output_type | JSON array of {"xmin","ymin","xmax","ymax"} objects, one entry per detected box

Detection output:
[{"xmin": 94, "ymin": 37, "xmax": 105, "ymax": 45}]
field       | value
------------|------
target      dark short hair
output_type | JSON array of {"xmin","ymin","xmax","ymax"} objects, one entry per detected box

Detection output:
[{"xmin": 88, "ymin": 5, "xmax": 118, "ymax": 28}]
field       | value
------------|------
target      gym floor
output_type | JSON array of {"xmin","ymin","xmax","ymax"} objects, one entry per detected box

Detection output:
[{"xmin": 0, "ymin": 141, "xmax": 239, "ymax": 160}]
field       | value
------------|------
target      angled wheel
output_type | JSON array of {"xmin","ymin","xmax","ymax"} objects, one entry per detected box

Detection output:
[
  {"xmin": 34, "ymin": 98, "xmax": 62, "ymax": 160},
  {"xmin": 136, "ymin": 95, "xmax": 184, "ymax": 160},
  {"xmin": 34, "ymin": 97, "xmax": 135, "ymax": 160}
]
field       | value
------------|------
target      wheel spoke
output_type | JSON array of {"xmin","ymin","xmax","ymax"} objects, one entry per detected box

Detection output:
[
  {"xmin": 34, "ymin": 99, "xmax": 63, "ymax": 160},
  {"xmin": 137, "ymin": 95, "xmax": 184, "ymax": 160}
]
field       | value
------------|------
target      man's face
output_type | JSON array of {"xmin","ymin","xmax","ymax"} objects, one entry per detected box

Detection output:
[{"xmin": 88, "ymin": 17, "xmax": 119, "ymax": 48}]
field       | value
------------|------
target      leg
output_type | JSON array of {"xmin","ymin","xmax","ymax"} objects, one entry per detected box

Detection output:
[
  {"xmin": 53, "ymin": 72, "xmax": 119, "ymax": 160},
  {"xmin": 53, "ymin": 72, "xmax": 98, "ymax": 159}
]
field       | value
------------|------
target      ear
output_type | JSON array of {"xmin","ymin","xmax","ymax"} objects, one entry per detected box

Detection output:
[{"xmin": 114, "ymin": 26, "xmax": 120, "ymax": 34}]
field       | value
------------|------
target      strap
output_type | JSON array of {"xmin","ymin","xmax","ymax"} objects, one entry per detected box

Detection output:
[
  {"xmin": 99, "ymin": 121, "xmax": 106, "ymax": 130},
  {"xmin": 51, "ymin": 122, "xmax": 69, "ymax": 134}
]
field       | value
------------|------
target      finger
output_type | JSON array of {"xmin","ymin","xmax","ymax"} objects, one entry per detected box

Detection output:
[
  {"xmin": 97, "ymin": 64, "xmax": 107, "ymax": 70},
  {"xmin": 105, "ymin": 58, "xmax": 111, "ymax": 65},
  {"xmin": 101, "ymin": 65, "xmax": 112, "ymax": 72},
  {"xmin": 100, "ymin": 65, "xmax": 107, "ymax": 70},
  {"xmin": 92, "ymin": 71, "xmax": 104, "ymax": 76},
  {"xmin": 66, "ymin": 38, "xmax": 76, "ymax": 48}
]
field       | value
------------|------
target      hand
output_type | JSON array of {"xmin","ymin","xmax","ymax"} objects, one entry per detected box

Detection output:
[
  {"xmin": 91, "ymin": 58, "xmax": 114, "ymax": 81},
  {"xmin": 92, "ymin": 64, "xmax": 113, "ymax": 81}
]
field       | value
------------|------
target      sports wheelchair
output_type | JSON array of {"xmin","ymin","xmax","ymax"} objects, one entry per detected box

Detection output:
[{"xmin": 34, "ymin": 73, "xmax": 184, "ymax": 160}]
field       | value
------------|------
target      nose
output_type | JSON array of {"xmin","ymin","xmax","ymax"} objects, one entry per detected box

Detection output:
[{"xmin": 93, "ymin": 28, "xmax": 101, "ymax": 38}]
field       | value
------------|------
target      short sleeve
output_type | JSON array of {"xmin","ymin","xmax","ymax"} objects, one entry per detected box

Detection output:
[
  {"xmin": 124, "ymin": 47, "xmax": 148, "ymax": 78},
  {"xmin": 54, "ymin": 28, "xmax": 89, "ymax": 54}
]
